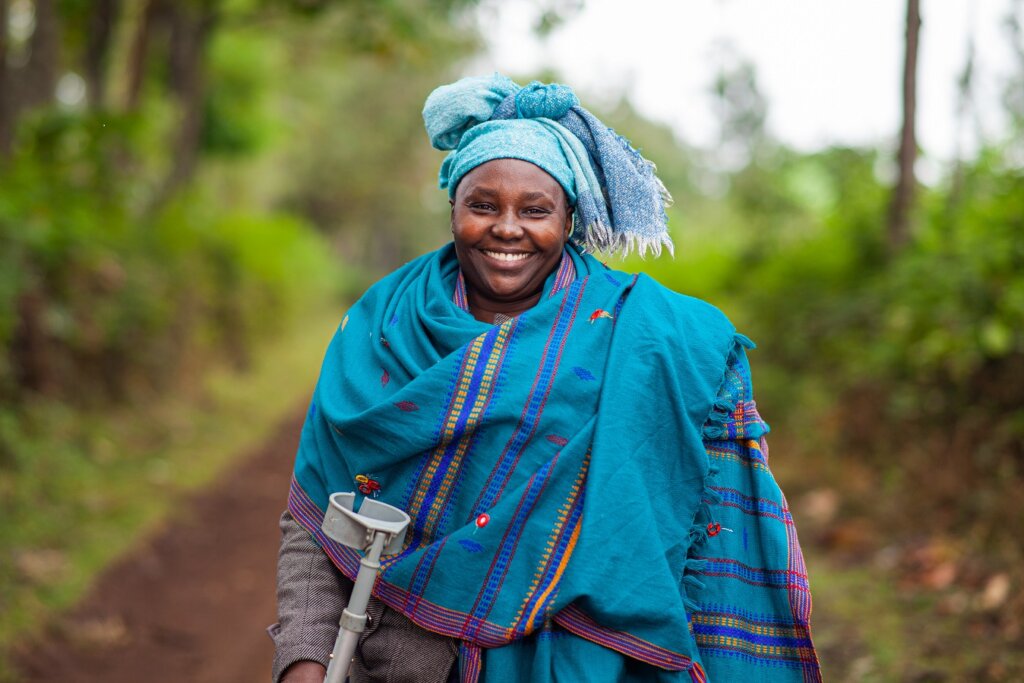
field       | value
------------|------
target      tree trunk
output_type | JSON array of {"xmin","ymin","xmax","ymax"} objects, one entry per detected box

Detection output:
[
  {"xmin": 151, "ymin": 0, "xmax": 219, "ymax": 208},
  {"xmin": 21, "ymin": 0, "xmax": 60, "ymax": 108},
  {"xmin": 84, "ymin": 0, "xmax": 120, "ymax": 108},
  {"xmin": 1, "ymin": 0, "xmax": 61, "ymax": 156},
  {"xmin": 11, "ymin": 289, "xmax": 52, "ymax": 395},
  {"xmin": 888, "ymin": 0, "xmax": 921, "ymax": 251},
  {"xmin": 0, "ymin": 0, "xmax": 11, "ymax": 156},
  {"xmin": 946, "ymin": 8, "xmax": 976, "ymax": 221},
  {"xmin": 124, "ymin": 0, "xmax": 166, "ymax": 110}
]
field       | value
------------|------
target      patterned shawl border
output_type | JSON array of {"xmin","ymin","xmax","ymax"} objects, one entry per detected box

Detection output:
[
  {"xmin": 509, "ymin": 449, "xmax": 589, "ymax": 636},
  {"xmin": 782, "ymin": 488, "xmax": 822, "ymax": 683},
  {"xmin": 469, "ymin": 277, "xmax": 588, "ymax": 516},
  {"xmin": 690, "ymin": 609, "xmax": 816, "ymax": 668},
  {"xmin": 547, "ymin": 253, "xmax": 577, "ymax": 298},
  {"xmin": 290, "ymin": 475, "xmax": 536, "ymax": 644},
  {"xmin": 458, "ymin": 641, "xmax": 483, "ymax": 683},
  {"xmin": 287, "ymin": 477, "xmax": 703, "ymax": 676},
  {"xmin": 706, "ymin": 439, "xmax": 770, "ymax": 472},
  {"xmin": 460, "ymin": 447, "xmax": 564, "ymax": 639},
  {"xmin": 396, "ymin": 273, "xmax": 588, "ymax": 627},
  {"xmin": 709, "ymin": 486, "xmax": 794, "ymax": 524},
  {"xmin": 553, "ymin": 604, "xmax": 706, "ymax": 679},
  {"xmin": 402, "ymin": 320, "xmax": 516, "ymax": 549},
  {"xmin": 400, "ymin": 274, "xmax": 587, "ymax": 616},
  {"xmin": 693, "ymin": 557, "xmax": 811, "ymax": 592}
]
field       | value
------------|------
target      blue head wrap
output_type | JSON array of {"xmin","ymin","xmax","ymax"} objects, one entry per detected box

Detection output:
[
  {"xmin": 439, "ymin": 120, "xmax": 579, "ymax": 205},
  {"xmin": 423, "ymin": 74, "xmax": 673, "ymax": 257}
]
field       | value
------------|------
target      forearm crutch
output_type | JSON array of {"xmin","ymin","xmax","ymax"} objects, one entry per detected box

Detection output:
[{"xmin": 320, "ymin": 492, "xmax": 410, "ymax": 683}]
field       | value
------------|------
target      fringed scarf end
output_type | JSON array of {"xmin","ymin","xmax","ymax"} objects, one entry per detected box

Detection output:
[{"xmin": 579, "ymin": 220, "xmax": 675, "ymax": 259}]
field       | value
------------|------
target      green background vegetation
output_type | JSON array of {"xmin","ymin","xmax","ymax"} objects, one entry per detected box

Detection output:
[{"xmin": 0, "ymin": 0, "xmax": 1021, "ymax": 680}]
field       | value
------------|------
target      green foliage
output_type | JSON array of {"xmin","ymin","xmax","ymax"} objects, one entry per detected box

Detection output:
[
  {"xmin": 889, "ymin": 152, "xmax": 1024, "ymax": 378},
  {"xmin": 0, "ymin": 106, "xmax": 340, "ymax": 403},
  {"xmin": 630, "ymin": 136, "xmax": 1022, "ymax": 469},
  {"xmin": 201, "ymin": 31, "xmax": 282, "ymax": 157}
]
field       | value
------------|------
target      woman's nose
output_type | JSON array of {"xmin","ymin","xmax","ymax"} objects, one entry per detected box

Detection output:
[{"xmin": 492, "ymin": 212, "xmax": 523, "ymax": 239}]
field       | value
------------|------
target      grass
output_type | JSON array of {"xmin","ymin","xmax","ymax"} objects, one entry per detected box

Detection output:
[
  {"xmin": 805, "ymin": 547, "xmax": 1022, "ymax": 682},
  {"xmin": 0, "ymin": 306, "xmax": 342, "ymax": 681},
  {"xmin": 768, "ymin": 415, "xmax": 1024, "ymax": 683}
]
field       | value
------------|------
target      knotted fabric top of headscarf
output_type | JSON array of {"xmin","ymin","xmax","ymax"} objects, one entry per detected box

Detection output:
[{"xmin": 423, "ymin": 74, "xmax": 674, "ymax": 257}]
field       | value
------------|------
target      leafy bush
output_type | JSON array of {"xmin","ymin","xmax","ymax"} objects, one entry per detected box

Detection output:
[{"xmin": 0, "ymin": 110, "xmax": 341, "ymax": 405}]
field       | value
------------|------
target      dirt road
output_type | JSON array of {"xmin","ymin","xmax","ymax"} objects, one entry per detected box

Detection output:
[{"xmin": 14, "ymin": 409, "xmax": 305, "ymax": 683}]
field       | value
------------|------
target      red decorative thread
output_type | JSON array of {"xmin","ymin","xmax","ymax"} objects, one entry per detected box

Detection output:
[
  {"xmin": 475, "ymin": 513, "xmax": 490, "ymax": 529},
  {"xmin": 588, "ymin": 309, "xmax": 613, "ymax": 324},
  {"xmin": 381, "ymin": 369, "xmax": 390, "ymax": 387},
  {"xmin": 707, "ymin": 522, "xmax": 722, "ymax": 537},
  {"xmin": 546, "ymin": 434, "xmax": 569, "ymax": 447},
  {"xmin": 394, "ymin": 401, "xmax": 419, "ymax": 412}
]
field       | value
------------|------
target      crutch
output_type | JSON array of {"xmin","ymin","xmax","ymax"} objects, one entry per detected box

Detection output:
[{"xmin": 320, "ymin": 492, "xmax": 411, "ymax": 683}]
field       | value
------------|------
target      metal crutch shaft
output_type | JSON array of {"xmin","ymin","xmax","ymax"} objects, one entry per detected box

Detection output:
[
  {"xmin": 319, "ymin": 492, "xmax": 410, "ymax": 683},
  {"xmin": 323, "ymin": 531, "xmax": 386, "ymax": 683}
]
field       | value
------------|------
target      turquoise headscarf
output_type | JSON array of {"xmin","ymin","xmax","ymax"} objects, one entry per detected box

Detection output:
[
  {"xmin": 438, "ymin": 119, "xmax": 580, "ymax": 205},
  {"xmin": 423, "ymin": 74, "xmax": 674, "ymax": 257}
]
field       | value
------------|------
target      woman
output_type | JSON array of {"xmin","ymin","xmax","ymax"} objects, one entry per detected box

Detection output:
[{"xmin": 271, "ymin": 74, "xmax": 820, "ymax": 683}]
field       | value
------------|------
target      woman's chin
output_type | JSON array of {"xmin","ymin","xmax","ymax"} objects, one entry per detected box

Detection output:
[{"xmin": 477, "ymin": 276, "xmax": 543, "ymax": 306}]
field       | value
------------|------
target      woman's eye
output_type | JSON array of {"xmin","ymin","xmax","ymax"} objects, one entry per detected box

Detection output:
[
  {"xmin": 525, "ymin": 207, "xmax": 552, "ymax": 216},
  {"xmin": 470, "ymin": 203, "xmax": 495, "ymax": 211}
]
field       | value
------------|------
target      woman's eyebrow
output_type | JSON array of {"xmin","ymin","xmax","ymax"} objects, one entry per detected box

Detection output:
[{"xmin": 519, "ymin": 191, "xmax": 553, "ymax": 202}]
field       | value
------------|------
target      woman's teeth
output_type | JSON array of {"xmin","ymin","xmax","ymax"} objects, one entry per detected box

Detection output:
[{"xmin": 483, "ymin": 251, "xmax": 530, "ymax": 262}]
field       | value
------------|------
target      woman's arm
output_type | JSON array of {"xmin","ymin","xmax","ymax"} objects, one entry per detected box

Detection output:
[
  {"xmin": 271, "ymin": 509, "xmax": 459, "ymax": 682},
  {"xmin": 271, "ymin": 509, "xmax": 350, "ymax": 683}
]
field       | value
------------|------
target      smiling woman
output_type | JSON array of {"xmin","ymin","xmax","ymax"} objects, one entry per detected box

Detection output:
[{"xmin": 271, "ymin": 74, "xmax": 821, "ymax": 683}]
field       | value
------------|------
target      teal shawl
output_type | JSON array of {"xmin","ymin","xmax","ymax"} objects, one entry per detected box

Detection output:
[{"xmin": 289, "ymin": 244, "xmax": 819, "ymax": 682}]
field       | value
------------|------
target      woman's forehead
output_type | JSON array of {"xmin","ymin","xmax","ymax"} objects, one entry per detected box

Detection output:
[{"xmin": 457, "ymin": 158, "xmax": 564, "ymax": 198}]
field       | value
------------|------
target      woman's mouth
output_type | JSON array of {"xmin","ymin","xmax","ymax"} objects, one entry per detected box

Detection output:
[{"xmin": 481, "ymin": 250, "xmax": 531, "ymax": 262}]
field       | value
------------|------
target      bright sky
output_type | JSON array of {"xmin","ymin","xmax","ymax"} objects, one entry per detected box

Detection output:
[{"xmin": 472, "ymin": 0, "xmax": 1019, "ymax": 162}]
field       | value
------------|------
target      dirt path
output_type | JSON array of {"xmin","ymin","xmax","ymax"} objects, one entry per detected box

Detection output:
[{"xmin": 14, "ymin": 408, "xmax": 305, "ymax": 683}]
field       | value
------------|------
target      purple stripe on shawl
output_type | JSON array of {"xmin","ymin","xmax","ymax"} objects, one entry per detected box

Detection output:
[
  {"xmin": 512, "ymin": 471, "xmax": 586, "ymax": 635},
  {"xmin": 711, "ymin": 486, "xmax": 793, "ymax": 523},
  {"xmin": 781, "ymin": 489, "xmax": 821, "ymax": 682},
  {"xmin": 547, "ymin": 252, "xmax": 576, "ymax": 298},
  {"xmin": 553, "ymin": 604, "xmax": 706, "ymax": 678},
  {"xmin": 462, "ymin": 451, "xmax": 561, "ymax": 638},
  {"xmin": 471, "ymin": 277, "xmax": 587, "ymax": 515},
  {"xmin": 695, "ymin": 557, "xmax": 811, "ymax": 591}
]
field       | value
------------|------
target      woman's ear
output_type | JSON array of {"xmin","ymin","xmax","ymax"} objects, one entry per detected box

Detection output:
[{"xmin": 564, "ymin": 209, "xmax": 575, "ymax": 240}]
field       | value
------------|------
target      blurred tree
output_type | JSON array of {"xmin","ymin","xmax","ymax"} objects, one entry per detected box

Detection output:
[
  {"xmin": 946, "ymin": 2, "xmax": 977, "ymax": 216},
  {"xmin": 153, "ymin": 0, "xmax": 220, "ymax": 207},
  {"xmin": 83, "ymin": 0, "xmax": 119, "ymax": 108},
  {"xmin": 531, "ymin": 0, "xmax": 583, "ymax": 37},
  {"xmin": 1003, "ymin": 0, "xmax": 1024, "ymax": 160},
  {"xmin": 0, "ymin": 0, "xmax": 9, "ymax": 153},
  {"xmin": 888, "ymin": 0, "xmax": 920, "ymax": 251},
  {"xmin": 710, "ymin": 43, "xmax": 769, "ymax": 172}
]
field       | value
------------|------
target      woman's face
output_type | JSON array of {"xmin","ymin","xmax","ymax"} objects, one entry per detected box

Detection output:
[{"xmin": 451, "ymin": 158, "xmax": 573, "ymax": 319}]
